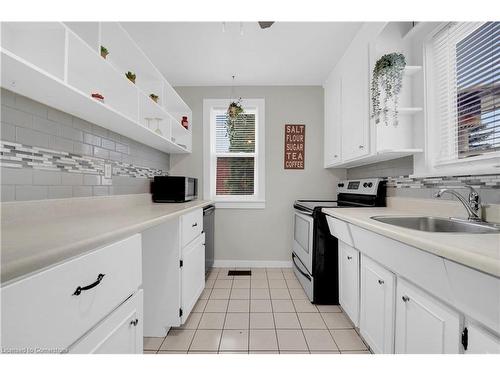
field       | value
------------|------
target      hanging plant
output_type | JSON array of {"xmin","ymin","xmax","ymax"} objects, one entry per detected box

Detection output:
[
  {"xmin": 371, "ymin": 53, "xmax": 406, "ymax": 126},
  {"xmin": 225, "ymin": 97, "xmax": 244, "ymax": 141}
]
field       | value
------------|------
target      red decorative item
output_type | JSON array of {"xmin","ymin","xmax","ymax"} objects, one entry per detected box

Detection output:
[
  {"xmin": 181, "ymin": 116, "xmax": 189, "ymax": 130},
  {"xmin": 91, "ymin": 93, "xmax": 104, "ymax": 102}
]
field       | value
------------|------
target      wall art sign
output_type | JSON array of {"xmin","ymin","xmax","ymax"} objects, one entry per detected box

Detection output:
[{"xmin": 284, "ymin": 124, "xmax": 305, "ymax": 169}]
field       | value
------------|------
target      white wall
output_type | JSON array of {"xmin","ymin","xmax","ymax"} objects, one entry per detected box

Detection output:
[{"xmin": 171, "ymin": 86, "xmax": 345, "ymax": 266}]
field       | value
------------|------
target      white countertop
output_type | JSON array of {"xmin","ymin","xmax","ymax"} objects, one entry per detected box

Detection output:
[
  {"xmin": 323, "ymin": 197, "xmax": 500, "ymax": 277},
  {"xmin": 1, "ymin": 194, "xmax": 213, "ymax": 284}
]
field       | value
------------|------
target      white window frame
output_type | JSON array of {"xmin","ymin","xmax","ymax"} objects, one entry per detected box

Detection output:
[
  {"xmin": 203, "ymin": 98, "xmax": 265, "ymax": 209},
  {"xmin": 421, "ymin": 22, "xmax": 500, "ymax": 177}
]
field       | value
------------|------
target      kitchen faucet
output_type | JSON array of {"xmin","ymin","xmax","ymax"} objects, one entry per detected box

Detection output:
[{"xmin": 434, "ymin": 186, "xmax": 482, "ymax": 222}]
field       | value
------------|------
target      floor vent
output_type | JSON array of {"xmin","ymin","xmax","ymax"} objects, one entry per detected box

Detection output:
[{"xmin": 227, "ymin": 270, "xmax": 252, "ymax": 276}]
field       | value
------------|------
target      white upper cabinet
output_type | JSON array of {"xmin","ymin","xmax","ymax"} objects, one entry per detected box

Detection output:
[
  {"xmin": 0, "ymin": 22, "xmax": 192, "ymax": 154},
  {"xmin": 395, "ymin": 278, "xmax": 460, "ymax": 354},
  {"xmin": 323, "ymin": 73, "xmax": 342, "ymax": 167},
  {"xmin": 323, "ymin": 22, "xmax": 426, "ymax": 168}
]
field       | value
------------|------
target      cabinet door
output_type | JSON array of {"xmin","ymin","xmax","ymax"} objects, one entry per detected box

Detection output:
[
  {"xmin": 360, "ymin": 255, "xmax": 395, "ymax": 353},
  {"xmin": 339, "ymin": 241, "xmax": 359, "ymax": 326},
  {"xmin": 395, "ymin": 279, "xmax": 460, "ymax": 353},
  {"xmin": 465, "ymin": 323, "xmax": 500, "ymax": 354},
  {"xmin": 69, "ymin": 290, "xmax": 143, "ymax": 354},
  {"xmin": 340, "ymin": 43, "xmax": 370, "ymax": 161},
  {"xmin": 181, "ymin": 233, "xmax": 205, "ymax": 324},
  {"xmin": 324, "ymin": 74, "xmax": 342, "ymax": 167}
]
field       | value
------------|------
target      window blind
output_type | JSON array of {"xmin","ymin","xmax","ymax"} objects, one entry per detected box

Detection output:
[
  {"xmin": 214, "ymin": 111, "xmax": 256, "ymax": 196},
  {"xmin": 433, "ymin": 22, "xmax": 499, "ymax": 162}
]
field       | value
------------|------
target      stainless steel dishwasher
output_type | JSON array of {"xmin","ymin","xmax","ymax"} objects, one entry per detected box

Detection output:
[{"xmin": 203, "ymin": 205, "xmax": 215, "ymax": 275}]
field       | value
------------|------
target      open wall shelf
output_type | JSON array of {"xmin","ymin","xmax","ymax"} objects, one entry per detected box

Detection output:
[{"xmin": 0, "ymin": 22, "xmax": 192, "ymax": 154}]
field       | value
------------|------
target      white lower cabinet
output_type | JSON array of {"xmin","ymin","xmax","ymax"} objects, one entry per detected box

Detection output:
[
  {"xmin": 69, "ymin": 290, "xmax": 143, "ymax": 354},
  {"xmin": 339, "ymin": 241, "xmax": 360, "ymax": 326},
  {"xmin": 180, "ymin": 233, "xmax": 205, "ymax": 323},
  {"xmin": 464, "ymin": 322, "xmax": 500, "ymax": 354},
  {"xmin": 395, "ymin": 279, "xmax": 460, "ymax": 353},
  {"xmin": 360, "ymin": 255, "xmax": 395, "ymax": 353}
]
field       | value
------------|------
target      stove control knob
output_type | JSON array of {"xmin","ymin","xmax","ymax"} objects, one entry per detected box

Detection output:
[
  {"xmin": 338, "ymin": 183, "xmax": 344, "ymax": 188},
  {"xmin": 367, "ymin": 182, "xmax": 373, "ymax": 188},
  {"xmin": 363, "ymin": 182, "xmax": 368, "ymax": 188}
]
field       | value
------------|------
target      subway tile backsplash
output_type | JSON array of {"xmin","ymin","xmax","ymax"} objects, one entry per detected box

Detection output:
[
  {"xmin": 1, "ymin": 88, "xmax": 169, "ymax": 201},
  {"xmin": 347, "ymin": 156, "xmax": 500, "ymax": 204}
]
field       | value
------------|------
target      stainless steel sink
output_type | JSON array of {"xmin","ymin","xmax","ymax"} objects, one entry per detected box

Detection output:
[{"xmin": 370, "ymin": 216, "xmax": 500, "ymax": 234}]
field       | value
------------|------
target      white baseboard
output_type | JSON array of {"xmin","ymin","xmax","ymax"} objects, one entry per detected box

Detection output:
[{"xmin": 212, "ymin": 260, "xmax": 292, "ymax": 269}]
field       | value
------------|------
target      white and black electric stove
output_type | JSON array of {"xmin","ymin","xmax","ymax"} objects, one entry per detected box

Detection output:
[{"xmin": 291, "ymin": 178, "xmax": 386, "ymax": 304}]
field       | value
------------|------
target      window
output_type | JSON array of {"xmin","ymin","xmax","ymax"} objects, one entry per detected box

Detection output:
[
  {"xmin": 203, "ymin": 99, "xmax": 265, "ymax": 208},
  {"xmin": 432, "ymin": 22, "xmax": 499, "ymax": 165}
]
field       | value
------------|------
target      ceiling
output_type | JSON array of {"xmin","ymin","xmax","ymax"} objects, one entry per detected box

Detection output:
[{"xmin": 122, "ymin": 22, "xmax": 363, "ymax": 86}]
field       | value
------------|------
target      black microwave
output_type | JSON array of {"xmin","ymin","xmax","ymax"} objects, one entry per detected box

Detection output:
[{"xmin": 152, "ymin": 176, "xmax": 198, "ymax": 203}]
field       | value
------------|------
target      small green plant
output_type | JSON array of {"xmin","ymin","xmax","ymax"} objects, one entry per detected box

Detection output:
[
  {"xmin": 149, "ymin": 93, "xmax": 159, "ymax": 103},
  {"xmin": 125, "ymin": 71, "xmax": 136, "ymax": 84},
  {"xmin": 225, "ymin": 98, "xmax": 245, "ymax": 141},
  {"xmin": 100, "ymin": 46, "xmax": 109, "ymax": 59},
  {"xmin": 371, "ymin": 52, "xmax": 406, "ymax": 126}
]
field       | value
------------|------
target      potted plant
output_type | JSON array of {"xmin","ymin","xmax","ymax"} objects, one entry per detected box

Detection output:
[
  {"xmin": 125, "ymin": 71, "xmax": 136, "ymax": 84},
  {"xmin": 225, "ymin": 98, "xmax": 245, "ymax": 141},
  {"xmin": 371, "ymin": 52, "xmax": 406, "ymax": 126},
  {"xmin": 100, "ymin": 46, "xmax": 109, "ymax": 59},
  {"xmin": 149, "ymin": 93, "xmax": 159, "ymax": 103}
]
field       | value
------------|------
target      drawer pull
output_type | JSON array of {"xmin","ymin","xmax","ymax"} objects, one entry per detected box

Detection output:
[
  {"xmin": 347, "ymin": 256, "xmax": 352, "ymax": 260},
  {"xmin": 192, "ymin": 222, "xmax": 198, "ymax": 227},
  {"xmin": 72, "ymin": 273, "xmax": 105, "ymax": 296},
  {"xmin": 402, "ymin": 295, "xmax": 410, "ymax": 303},
  {"xmin": 130, "ymin": 319, "xmax": 139, "ymax": 327},
  {"xmin": 378, "ymin": 279, "xmax": 384, "ymax": 285}
]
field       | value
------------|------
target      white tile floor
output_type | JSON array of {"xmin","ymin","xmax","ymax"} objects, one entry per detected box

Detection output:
[{"xmin": 143, "ymin": 267, "xmax": 370, "ymax": 354}]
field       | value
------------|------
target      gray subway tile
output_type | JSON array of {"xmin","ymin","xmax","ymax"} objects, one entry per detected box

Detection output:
[
  {"xmin": 33, "ymin": 169, "xmax": 61, "ymax": 185},
  {"xmin": 109, "ymin": 150, "xmax": 122, "ymax": 162},
  {"xmin": 1, "ymin": 122, "xmax": 16, "ymax": 141},
  {"xmin": 1, "ymin": 88, "xmax": 16, "ymax": 107},
  {"xmin": 73, "ymin": 186, "xmax": 92, "ymax": 197},
  {"xmin": 1, "ymin": 185, "xmax": 15, "ymax": 201},
  {"xmin": 1, "ymin": 167, "xmax": 33, "ymax": 185},
  {"xmin": 33, "ymin": 116, "xmax": 60, "ymax": 135},
  {"xmin": 47, "ymin": 108, "xmax": 73, "ymax": 126},
  {"xmin": 83, "ymin": 174, "xmax": 101, "ymax": 185},
  {"xmin": 73, "ymin": 142, "xmax": 92, "ymax": 156},
  {"xmin": 93, "ymin": 186, "xmax": 109, "ymax": 196},
  {"xmin": 101, "ymin": 138, "xmax": 115, "ymax": 151},
  {"xmin": 16, "ymin": 127, "xmax": 49, "ymax": 148},
  {"xmin": 92, "ymin": 124, "xmax": 109, "ymax": 138},
  {"xmin": 84, "ymin": 133, "xmax": 101, "ymax": 146},
  {"xmin": 112, "ymin": 185, "xmax": 148, "ymax": 195},
  {"xmin": 2, "ymin": 105, "xmax": 33, "ymax": 128},
  {"xmin": 60, "ymin": 126, "xmax": 83, "ymax": 142},
  {"xmin": 48, "ymin": 186, "xmax": 73, "ymax": 199},
  {"xmin": 61, "ymin": 172, "xmax": 83, "ymax": 185},
  {"xmin": 115, "ymin": 142, "xmax": 129, "ymax": 154},
  {"xmin": 72, "ymin": 117, "xmax": 93, "ymax": 132},
  {"xmin": 93, "ymin": 146, "xmax": 109, "ymax": 159},
  {"xmin": 48, "ymin": 136, "xmax": 73, "ymax": 153},
  {"xmin": 15, "ymin": 185, "xmax": 48, "ymax": 201},
  {"xmin": 14, "ymin": 95, "xmax": 47, "ymax": 118}
]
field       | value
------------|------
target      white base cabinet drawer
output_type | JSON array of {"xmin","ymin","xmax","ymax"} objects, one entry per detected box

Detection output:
[
  {"xmin": 339, "ymin": 241, "xmax": 359, "ymax": 326},
  {"xmin": 69, "ymin": 290, "xmax": 143, "ymax": 354},
  {"xmin": 1, "ymin": 234, "xmax": 142, "ymax": 352},
  {"xmin": 181, "ymin": 208, "xmax": 203, "ymax": 247},
  {"xmin": 360, "ymin": 255, "xmax": 395, "ymax": 353},
  {"xmin": 395, "ymin": 279, "xmax": 460, "ymax": 354}
]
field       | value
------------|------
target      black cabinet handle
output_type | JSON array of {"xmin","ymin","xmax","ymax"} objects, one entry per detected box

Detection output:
[
  {"xmin": 192, "ymin": 222, "xmax": 198, "ymax": 227},
  {"xmin": 130, "ymin": 319, "xmax": 139, "ymax": 327},
  {"xmin": 73, "ymin": 274, "xmax": 105, "ymax": 296},
  {"xmin": 402, "ymin": 295, "xmax": 410, "ymax": 302},
  {"xmin": 347, "ymin": 256, "xmax": 352, "ymax": 260}
]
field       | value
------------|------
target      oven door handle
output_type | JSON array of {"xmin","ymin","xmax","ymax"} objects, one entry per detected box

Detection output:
[{"xmin": 292, "ymin": 252, "xmax": 311, "ymax": 281}]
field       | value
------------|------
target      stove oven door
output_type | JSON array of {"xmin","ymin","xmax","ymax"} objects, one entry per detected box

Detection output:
[{"xmin": 292, "ymin": 210, "xmax": 314, "ymax": 274}]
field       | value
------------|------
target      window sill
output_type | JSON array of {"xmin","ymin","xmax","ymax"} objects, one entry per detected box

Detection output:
[{"xmin": 214, "ymin": 200, "xmax": 266, "ymax": 209}]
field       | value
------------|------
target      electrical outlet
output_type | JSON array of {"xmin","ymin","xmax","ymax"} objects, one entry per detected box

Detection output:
[{"xmin": 104, "ymin": 163, "xmax": 112, "ymax": 179}]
